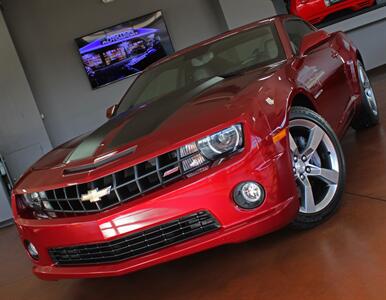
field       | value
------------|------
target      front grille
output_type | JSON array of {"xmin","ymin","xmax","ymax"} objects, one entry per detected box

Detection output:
[
  {"xmin": 40, "ymin": 149, "xmax": 210, "ymax": 216},
  {"xmin": 49, "ymin": 211, "xmax": 220, "ymax": 266}
]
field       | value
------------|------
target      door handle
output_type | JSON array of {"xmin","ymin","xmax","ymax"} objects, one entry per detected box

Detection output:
[{"xmin": 331, "ymin": 51, "xmax": 339, "ymax": 59}]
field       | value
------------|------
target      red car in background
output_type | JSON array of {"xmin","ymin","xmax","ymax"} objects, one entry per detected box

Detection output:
[
  {"xmin": 287, "ymin": 0, "xmax": 376, "ymax": 24},
  {"xmin": 12, "ymin": 15, "xmax": 379, "ymax": 280}
]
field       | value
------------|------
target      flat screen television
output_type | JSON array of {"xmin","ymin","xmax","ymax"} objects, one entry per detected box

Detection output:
[{"xmin": 75, "ymin": 10, "xmax": 174, "ymax": 89}]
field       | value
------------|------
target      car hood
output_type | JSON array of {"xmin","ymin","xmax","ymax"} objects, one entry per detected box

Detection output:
[{"xmin": 17, "ymin": 63, "xmax": 284, "ymax": 191}]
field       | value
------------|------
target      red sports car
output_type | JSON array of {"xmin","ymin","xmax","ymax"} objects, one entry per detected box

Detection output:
[
  {"xmin": 12, "ymin": 15, "xmax": 379, "ymax": 280},
  {"xmin": 287, "ymin": 0, "xmax": 376, "ymax": 24}
]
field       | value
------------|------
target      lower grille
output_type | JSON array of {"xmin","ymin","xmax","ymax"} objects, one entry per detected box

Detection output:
[{"xmin": 49, "ymin": 211, "xmax": 220, "ymax": 266}]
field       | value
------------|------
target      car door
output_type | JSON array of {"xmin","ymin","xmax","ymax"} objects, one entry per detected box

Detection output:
[{"xmin": 284, "ymin": 19, "xmax": 352, "ymax": 133}]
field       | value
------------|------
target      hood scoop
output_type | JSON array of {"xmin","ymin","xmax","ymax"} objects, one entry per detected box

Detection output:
[{"xmin": 63, "ymin": 145, "xmax": 138, "ymax": 175}]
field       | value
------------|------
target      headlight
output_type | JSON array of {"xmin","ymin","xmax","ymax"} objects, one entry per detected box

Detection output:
[
  {"xmin": 17, "ymin": 192, "xmax": 51, "ymax": 219},
  {"xmin": 197, "ymin": 124, "xmax": 243, "ymax": 160},
  {"xmin": 178, "ymin": 124, "xmax": 243, "ymax": 174},
  {"xmin": 22, "ymin": 192, "xmax": 44, "ymax": 209}
]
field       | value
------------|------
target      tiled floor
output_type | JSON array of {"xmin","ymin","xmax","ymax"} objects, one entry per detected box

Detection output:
[{"xmin": 1, "ymin": 67, "xmax": 385, "ymax": 300}]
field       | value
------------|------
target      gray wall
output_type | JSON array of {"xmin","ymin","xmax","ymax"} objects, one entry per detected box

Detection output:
[
  {"xmin": 0, "ymin": 12, "xmax": 52, "ymax": 180},
  {"xmin": 2, "ymin": 0, "xmax": 227, "ymax": 147},
  {"xmin": 345, "ymin": 19, "xmax": 386, "ymax": 70},
  {"xmin": 324, "ymin": 7, "xmax": 386, "ymax": 70},
  {"xmin": 219, "ymin": 0, "xmax": 278, "ymax": 29}
]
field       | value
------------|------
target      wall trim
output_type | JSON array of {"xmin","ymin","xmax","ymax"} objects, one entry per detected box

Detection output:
[
  {"xmin": 323, "ymin": 6, "xmax": 386, "ymax": 33},
  {"xmin": 0, "ymin": 218, "xmax": 13, "ymax": 229}
]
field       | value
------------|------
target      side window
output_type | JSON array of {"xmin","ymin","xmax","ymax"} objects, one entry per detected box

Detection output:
[{"xmin": 284, "ymin": 20, "xmax": 315, "ymax": 55}]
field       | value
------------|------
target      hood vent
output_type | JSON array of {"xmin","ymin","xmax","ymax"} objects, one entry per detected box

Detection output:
[{"xmin": 63, "ymin": 146, "xmax": 137, "ymax": 175}]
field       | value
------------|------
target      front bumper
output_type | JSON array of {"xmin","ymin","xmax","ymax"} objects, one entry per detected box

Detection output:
[{"xmin": 14, "ymin": 136, "xmax": 299, "ymax": 280}]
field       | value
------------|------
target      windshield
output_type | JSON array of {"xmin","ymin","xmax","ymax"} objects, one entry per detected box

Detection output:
[{"xmin": 117, "ymin": 23, "xmax": 285, "ymax": 114}]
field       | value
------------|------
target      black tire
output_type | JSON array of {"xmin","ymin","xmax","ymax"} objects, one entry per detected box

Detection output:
[
  {"xmin": 289, "ymin": 107, "xmax": 346, "ymax": 230},
  {"xmin": 351, "ymin": 61, "xmax": 379, "ymax": 130}
]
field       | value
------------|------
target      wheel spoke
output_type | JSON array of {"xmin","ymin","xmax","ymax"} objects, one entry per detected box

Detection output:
[
  {"xmin": 289, "ymin": 131, "xmax": 299, "ymax": 155},
  {"xmin": 299, "ymin": 177, "xmax": 316, "ymax": 213},
  {"xmin": 360, "ymin": 69, "xmax": 370, "ymax": 88},
  {"xmin": 308, "ymin": 165, "xmax": 339, "ymax": 185},
  {"xmin": 362, "ymin": 75, "xmax": 369, "ymax": 88},
  {"xmin": 303, "ymin": 125, "xmax": 324, "ymax": 159}
]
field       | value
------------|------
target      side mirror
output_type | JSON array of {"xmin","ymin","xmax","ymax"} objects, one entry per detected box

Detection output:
[
  {"xmin": 106, "ymin": 104, "xmax": 118, "ymax": 119},
  {"xmin": 299, "ymin": 30, "xmax": 330, "ymax": 56}
]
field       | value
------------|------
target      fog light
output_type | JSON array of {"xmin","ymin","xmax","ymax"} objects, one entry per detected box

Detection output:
[
  {"xmin": 233, "ymin": 181, "xmax": 265, "ymax": 209},
  {"xmin": 25, "ymin": 241, "xmax": 39, "ymax": 260}
]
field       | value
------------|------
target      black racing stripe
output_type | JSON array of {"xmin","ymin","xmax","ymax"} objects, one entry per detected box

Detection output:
[
  {"xmin": 66, "ymin": 76, "xmax": 224, "ymax": 162},
  {"xmin": 65, "ymin": 113, "xmax": 130, "ymax": 163},
  {"xmin": 108, "ymin": 76, "xmax": 224, "ymax": 150}
]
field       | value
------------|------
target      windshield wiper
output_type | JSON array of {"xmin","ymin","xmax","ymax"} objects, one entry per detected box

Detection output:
[
  {"xmin": 218, "ymin": 60, "xmax": 285, "ymax": 79},
  {"xmin": 218, "ymin": 63, "xmax": 263, "ymax": 79},
  {"xmin": 218, "ymin": 70, "xmax": 245, "ymax": 78}
]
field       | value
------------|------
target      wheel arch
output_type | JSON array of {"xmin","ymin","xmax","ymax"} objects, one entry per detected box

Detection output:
[
  {"xmin": 290, "ymin": 93, "xmax": 317, "ymax": 112},
  {"xmin": 356, "ymin": 50, "xmax": 364, "ymax": 66},
  {"xmin": 264, "ymin": 88, "xmax": 321, "ymax": 133}
]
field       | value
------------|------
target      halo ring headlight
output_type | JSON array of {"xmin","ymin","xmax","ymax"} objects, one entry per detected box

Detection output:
[{"xmin": 197, "ymin": 124, "xmax": 243, "ymax": 160}]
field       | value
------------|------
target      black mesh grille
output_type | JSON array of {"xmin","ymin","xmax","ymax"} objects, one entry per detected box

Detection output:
[
  {"xmin": 49, "ymin": 211, "xmax": 220, "ymax": 266},
  {"xmin": 40, "ymin": 149, "xmax": 210, "ymax": 216}
]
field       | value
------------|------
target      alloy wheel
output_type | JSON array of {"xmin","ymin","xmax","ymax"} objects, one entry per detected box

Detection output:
[
  {"xmin": 289, "ymin": 119, "xmax": 340, "ymax": 214},
  {"xmin": 358, "ymin": 64, "xmax": 378, "ymax": 117}
]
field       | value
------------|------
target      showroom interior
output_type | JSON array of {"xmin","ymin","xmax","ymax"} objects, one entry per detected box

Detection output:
[{"xmin": 0, "ymin": 0, "xmax": 385, "ymax": 299}]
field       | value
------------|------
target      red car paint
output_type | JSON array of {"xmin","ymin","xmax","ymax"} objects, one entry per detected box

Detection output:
[
  {"xmin": 288, "ymin": 0, "xmax": 376, "ymax": 24},
  {"xmin": 12, "ymin": 15, "xmax": 363, "ymax": 280}
]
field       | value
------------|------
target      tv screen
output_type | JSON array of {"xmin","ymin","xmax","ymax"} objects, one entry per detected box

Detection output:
[{"xmin": 75, "ymin": 11, "xmax": 174, "ymax": 89}]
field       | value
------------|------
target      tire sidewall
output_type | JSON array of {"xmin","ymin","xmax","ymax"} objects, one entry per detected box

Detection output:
[
  {"xmin": 289, "ymin": 107, "xmax": 346, "ymax": 228},
  {"xmin": 357, "ymin": 61, "xmax": 379, "ymax": 124}
]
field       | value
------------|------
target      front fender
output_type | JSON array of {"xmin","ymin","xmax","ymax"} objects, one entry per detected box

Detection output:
[{"xmin": 251, "ymin": 64, "xmax": 319, "ymax": 139}]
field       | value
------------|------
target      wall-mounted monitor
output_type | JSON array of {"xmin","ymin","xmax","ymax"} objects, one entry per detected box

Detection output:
[{"xmin": 75, "ymin": 10, "xmax": 174, "ymax": 89}]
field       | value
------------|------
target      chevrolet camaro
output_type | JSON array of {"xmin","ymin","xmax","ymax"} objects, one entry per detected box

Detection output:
[
  {"xmin": 12, "ymin": 15, "xmax": 379, "ymax": 280},
  {"xmin": 286, "ymin": 0, "xmax": 376, "ymax": 24}
]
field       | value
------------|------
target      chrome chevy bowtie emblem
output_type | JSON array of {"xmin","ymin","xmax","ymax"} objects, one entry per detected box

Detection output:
[{"xmin": 81, "ymin": 186, "xmax": 112, "ymax": 203}]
